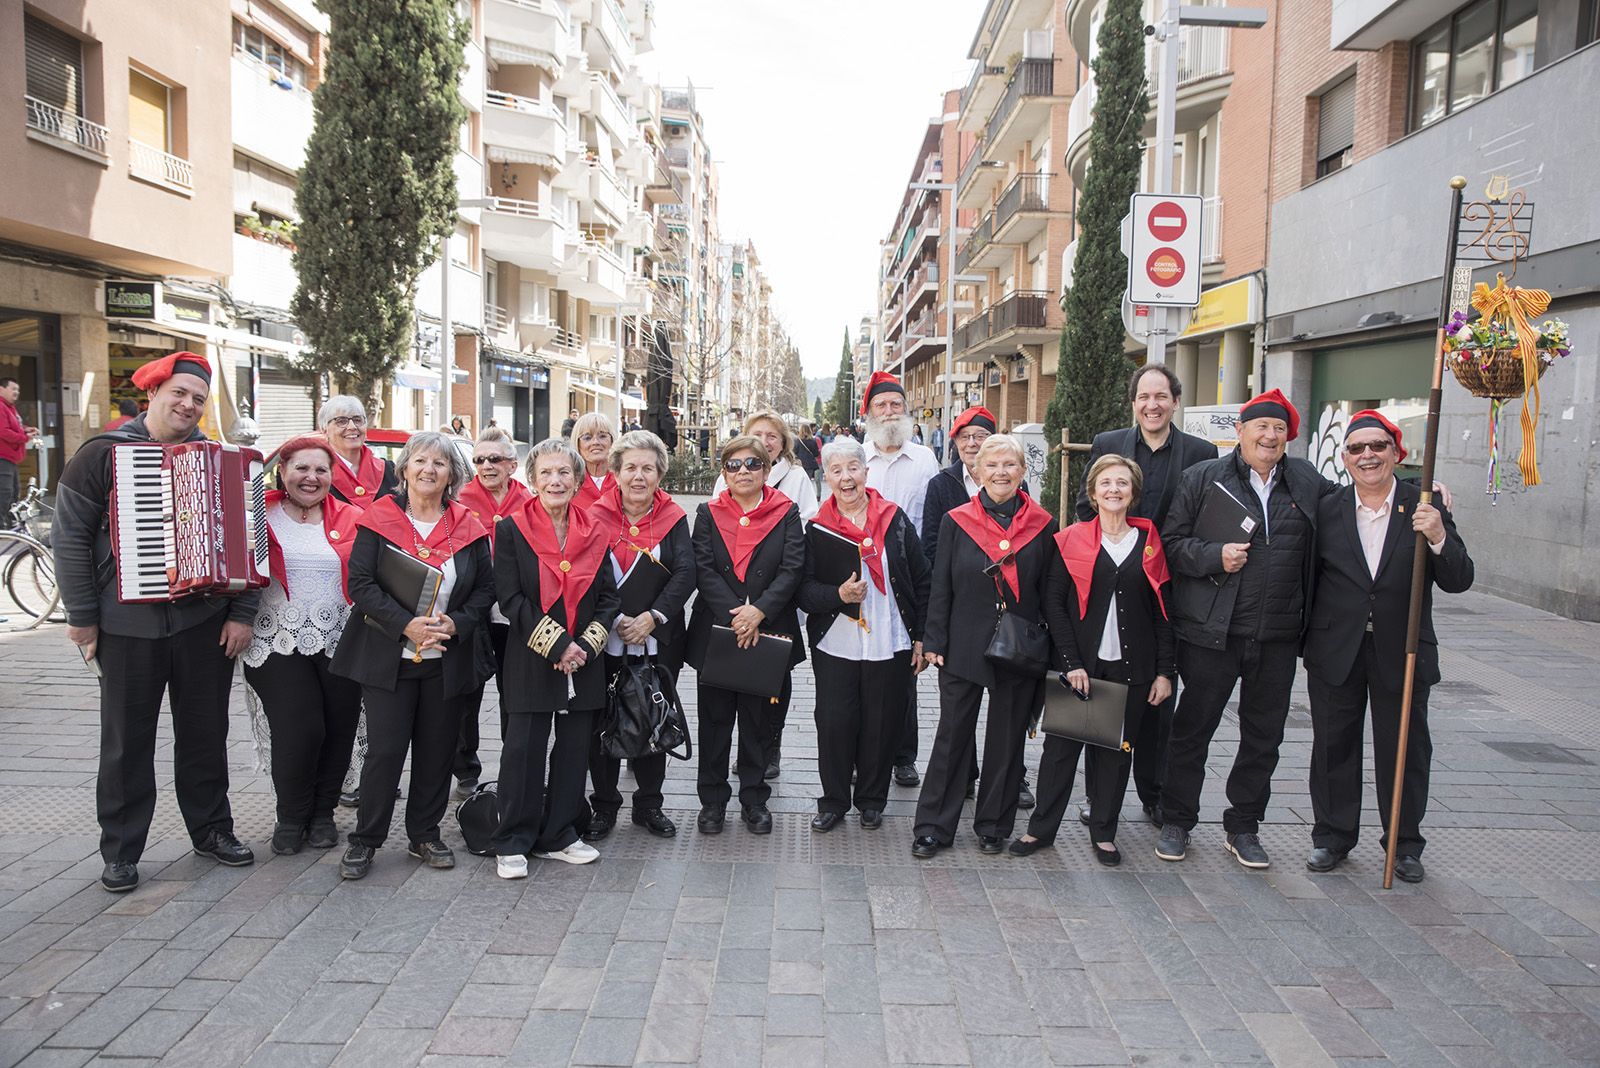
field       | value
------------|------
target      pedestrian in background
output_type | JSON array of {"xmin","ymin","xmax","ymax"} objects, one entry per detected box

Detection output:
[
  {"xmin": 0, "ymin": 375, "xmax": 38, "ymax": 524},
  {"xmin": 104, "ymin": 399, "xmax": 139, "ymax": 431}
]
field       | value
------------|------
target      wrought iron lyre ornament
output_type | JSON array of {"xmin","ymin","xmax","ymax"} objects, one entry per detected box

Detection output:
[{"xmin": 1456, "ymin": 178, "xmax": 1534, "ymax": 278}]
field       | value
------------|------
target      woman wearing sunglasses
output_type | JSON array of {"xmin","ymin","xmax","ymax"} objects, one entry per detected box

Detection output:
[
  {"xmin": 685, "ymin": 435, "xmax": 805, "ymax": 836},
  {"xmin": 451, "ymin": 428, "xmax": 533, "ymax": 796},
  {"xmin": 913, "ymin": 434, "xmax": 1057, "ymax": 858}
]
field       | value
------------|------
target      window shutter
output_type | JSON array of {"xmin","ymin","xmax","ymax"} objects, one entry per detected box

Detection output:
[
  {"xmin": 24, "ymin": 15, "xmax": 84, "ymax": 116},
  {"xmin": 1317, "ymin": 76, "xmax": 1357, "ymax": 160},
  {"xmin": 129, "ymin": 71, "xmax": 170, "ymax": 149}
]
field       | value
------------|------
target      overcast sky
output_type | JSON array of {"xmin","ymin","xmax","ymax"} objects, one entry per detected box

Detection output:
[{"xmin": 645, "ymin": 0, "xmax": 981, "ymax": 378}]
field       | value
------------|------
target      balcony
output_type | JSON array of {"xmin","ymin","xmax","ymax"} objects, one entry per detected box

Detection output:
[
  {"xmin": 24, "ymin": 95, "xmax": 109, "ymax": 161},
  {"xmin": 1065, "ymin": 75, "xmax": 1095, "ymax": 181},
  {"xmin": 480, "ymin": 197, "xmax": 568, "ymax": 273},
  {"xmin": 580, "ymin": 162, "xmax": 631, "ymax": 226},
  {"xmin": 456, "ymin": 150, "xmax": 486, "ymax": 221},
  {"xmin": 984, "ymin": 58, "xmax": 1061, "ymax": 161},
  {"xmin": 484, "ymin": 0, "xmax": 570, "ymax": 60},
  {"xmin": 230, "ymin": 233, "xmax": 297, "ymax": 311},
  {"xmin": 483, "ymin": 90, "xmax": 567, "ymax": 165},
  {"xmin": 645, "ymin": 149, "xmax": 684, "ymax": 204},
  {"xmin": 589, "ymin": 73, "xmax": 634, "ymax": 140},
  {"xmin": 587, "ymin": 0, "xmax": 635, "ymax": 65},
  {"xmin": 955, "ymin": 211, "xmax": 993, "ymax": 276},
  {"xmin": 956, "ymin": 290, "xmax": 1054, "ymax": 361},
  {"xmin": 992, "ymin": 172, "xmax": 1057, "ymax": 247},
  {"xmin": 1148, "ymin": 25, "xmax": 1230, "ymax": 96},
  {"xmin": 1202, "ymin": 195, "xmax": 1222, "ymax": 264},
  {"xmin": 129, "ymin": 139, "xmax": 193, "ymax": 193},
  {"xmin": 664, "ymin": 145, "xmax": 690, "ymax": 172},
  {"xmin": 956, "ymin": 151, "xmax": 1007, "ymax": 210},
  {"xmin": 230, "ymin": 55, "xmax": 314, "ymax": 171},
  {"xmin": 561, "ymin": 235, "xmax": 629, "ymax": 303},
  {"xmin": 957, "ymin": 62, "xmax": 1008, "ymax": 132},
  {"xmin": 484, "ymin": 302, "xmax": 513, "ymax": 340}
]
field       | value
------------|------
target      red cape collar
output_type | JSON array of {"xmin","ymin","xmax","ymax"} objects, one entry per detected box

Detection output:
[
  {"xmin": 330, "ymin": 445, "xmax": 386, "ymax": 509},
  {"xmin": 355, "ymin": 495, "xmax": 488, "ymax": 566},
  {"xmin": 458, "ymin": 477, "xmax": 533, "ymax": 547},
  {"xmin": 510, "ymin": 496, "xmax": 610, "ymax": 632},
  {"xmin": 811, "ymin": 488, "xmax": 897, "ymax": 593},
  {"xmin": 947, "ymin": 492, "xmax": 1052, "ymax": 600},
  {"xmin": 264, "ymin": 490, "xmax": 358, "ymax": 602},
  {"xmin": 1054, "ymin": 517, "xmax": 1170, "ymax": 620},
  {"xmin": 708, "ymin": 485, "xmax": 792, "ymax": 582},
  {"xmin": 573, "ymin": 470, "xmax": 616, "ymax": 511},
  {"xmin": 591, "ymin": 484, "xmax": 687, "ymax": 573}
]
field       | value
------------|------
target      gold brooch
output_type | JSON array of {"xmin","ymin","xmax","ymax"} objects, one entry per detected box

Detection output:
[
  {"xmin": 738, "ymin": 516, "xmax": 750, "ymax": 527},
  {"xmin": 355, "ymin": 486, "xmax": 366, "ymax": 495},
  {"xmin": 418, "ymin": 547, "xmax": 431, "ymax": 560},
  {"xmin": 998, "ymin": 539, "xmax": 1010, "ymax": 551},
  {"xmin": 559, "ymin": 560, "xmax": 572, "ymax": 572},
  {"xmin": 862, "ymin": 537, "xmax": 873, "ymax": 548},
  {"xmin": 329, "ymin": 529, "xmax": 341, "ymax": 540},
  {"xmin": 629, "ymin": 525, "xmax": 641, "ymax": 537}
]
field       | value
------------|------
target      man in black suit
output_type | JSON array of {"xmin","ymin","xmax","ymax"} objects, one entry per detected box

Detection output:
[
  {"xmin": 1074, "ymin": 365, "xmax": 1216, "ymax": 828},
  {"xmin": 1303, "ymin": 410, "xmax": 1473, "ymax": 883}
]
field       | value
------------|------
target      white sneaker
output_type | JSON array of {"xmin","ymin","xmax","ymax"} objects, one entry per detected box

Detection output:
[
  {"xmin": 534, "ymin": 840, "xmax": 599, "ymax": 865},
  {"xmin": 496, "ymin": 854, "xmax": 528, "ymax": 879}
]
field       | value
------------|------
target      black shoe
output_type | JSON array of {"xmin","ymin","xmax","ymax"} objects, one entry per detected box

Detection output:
[
  {"xmin": 811, "ymin": 811, "xmax": 843, "ymax": 833},
  {"xmin": 697, "ymin": 808, "xmax": 725, "ymax": 834},
  {"xmin": 1306, "ymin": 846, "xmax": 1348, "ymax": 873},
  {"xmin": 1394, "ymin": 855, "xmax": 1426, "ymax": 883},
  {"xmin": 632, "ymin": 808, "xmax": 677, "ymax": 838},
  {"xmin": 859, "ymin": 809, "xmax": 883, "ymax": 831},
  {"xmin": 1008, "ymin": 837, "xmax": 1047, "ymax": 857},
  {"xmin": 1155, "ymin": 824, "xmax": 1189, "ymax": 862},
  {"xmin": 582, "ymin": 810, "xmax": 617, "ymax": 843},
  {"xmin": 1142, "ymin": 802, "xmax": 1162, "ymax": 827},
  {"xmin": 1017, "ymin": 777, "xmax": 1036, "ymax": 811},
  {"xmin": 1225, "ymin": 832, "xmax": 1270, "ymax": 870},
  {"xmin": 194, "ymin": 830, "xmax": 254, "ymax": 867},
  {"xmin": 894, "ymin": 763, "xmax": 920, "ymax": 787},
  {"xmin": 1078, "ymin": 804, "xmax": 1091, "ymax": 825},
  {"xmin": 340, "ymin": 844, "xmax": 374, "ymax": 880},
  {"xmin": 911, "ymin": 835, "xmax": 943, "ymax": 859},
  {"xmin": 306, "ymin": 819, "xmax": 339, "ymax": 850},
  {"xmin": 270, "ymin": 823, "xmax": 306, "ymax": 856},
  {"xmin": 408, "ymin": 840, "xmax": 455, "ymax": 869},
  {"xmin": 742, "ymin": 805, "xmax": 773, "ymax": 835},
  {"xmin": 977, "ymin": 835, "xmax": 1005, "ymax": 855},
  {"xmin": 765, "ymin": 754, "xmax": 781, "ymax": 781},
  {"xmin": 101, "ymin": 861, "xmax": 138, "ymax": 893},
  {"xmin": 1094, "ymin": 842, "xmax": 1122, "ymax": 867},
  {"xmin": 338, "ymin": 789, "xmax": 360, "ymax": 809}
]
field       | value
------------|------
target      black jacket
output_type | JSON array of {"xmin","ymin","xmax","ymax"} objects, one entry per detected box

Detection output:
[
  {"xmin": 1303, "ymin": 480, "xmax": 1473, "ymax": 691},
  {"xmin": 922, "ymin": 509, "xmax": 1059, "ymax": 688},
  {"xmin": 685, "ymin": 502, "xmax": 806, "ymax": 670},
  {"xmin": 798, "ymin": 508, "xmax": 931, "ymax": 649},
  {"xmin": 53, "ymin": 415, "xmax": 261, "ymax": 637},
  {"xmin": 496, "ymin": 517, "xmax": 622, "ymax": 713},
  {"xmin": 330, "ymin": 528, "xmax": 496, "ymax": 698},
  {"xmin": 1163, "ymin": 453, "xmax": 1334, "ymax": 649},
  {"xmin": 615, "ymin": 515, "xmax": 696, "ymax": 677},
  {"xmin": 920, "ymin": 462, "xmax": 1028, "ymax": 565},
  {"xmin": 1074, "ymin": 425, "xmax": 1217, "ymax": 526},
  {"xmin": 1041, "ymin": 528, "xmax": 1175, "ymax": 686}
]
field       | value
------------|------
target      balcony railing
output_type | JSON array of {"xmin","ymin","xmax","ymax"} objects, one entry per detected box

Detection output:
[
  {"xmin": 1202, "ymin": 195, "xmax": 1223, "ymax": 263},
  {"xmin": 24, "ymin": 95, "xmax": 109, "ymax": 157},
  {"xmin": 994, "ymin": 172, "xmax": 1050, "ymax": 233},
  {"xmin": 485, "ymin": 303, "xmax": 511, "ymax": 334},
  {"xmin": 959, "ymin": 61, "xmax": 1006, "ymax": 116},
  {"xmin": 1149, "ymin": 25, "xmax": 1230, "ymax": 92},
  {"xmin": 985, "ymin": 58, "xmax": 1055, "ymax": 147},
  {"xmin": 991, "ymin": 290, "xmax": 1050, "ymax": 334},
  {"xmin": 129, "ymin": 139, "xmax": 193, "ymax": 189},
  {"xmin": 1067, "ymin": 76, "xmax": 1096, "ymax": 150},
  {"xmin": 664, "ymin": 146, "xmax": 690, "ymax": 170},
  {"xmin": 955, "ymin": 211, "xmax": 993, "ymax": 275},
  {"xmin": 955, "ymin": 309, "xmax": 991, "ymax": 354},
  {"xmin": 485, "ymin": 196, "xmax": 563, "ymax": 221},
  {"xmin": 485, "ymin": 89, "xmax": 564, "ymax": 123}
]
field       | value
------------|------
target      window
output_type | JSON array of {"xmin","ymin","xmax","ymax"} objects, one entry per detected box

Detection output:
[
  {"xmin": 232, "ymin": 19, "xmax": 308, "ymax": 90},
  {"xmin": 128, "ymin": 70, "xmax": 171, "ymax": 151},
  {"xmin": 1410, "ymin": 0, "xmax": 1540, "ymax": 131},
  {"xmin": 1315, "ymin": 75, "xmax": 1356, "ymax": 178},
  {"xmin": 24, "ymin": 15, "xmax": 85, "ymax": 118}
]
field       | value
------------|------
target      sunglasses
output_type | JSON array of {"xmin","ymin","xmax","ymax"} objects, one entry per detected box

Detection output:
[
  {"xmin": 1343, "ymin": 440, "xmax": 1392, "ymax": 455},
  {"xmin": 722, "ymin": 457, "xmax": 767, "ymax": 472},
  {"xmin": 473, "ymin": 455, "xmax": 513, "ymax": 465}
]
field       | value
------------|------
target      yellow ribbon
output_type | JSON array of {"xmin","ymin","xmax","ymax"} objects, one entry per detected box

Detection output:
[{"xmin": 1470, "ymin": 274, "xmax": 1551, "ymax": 486}]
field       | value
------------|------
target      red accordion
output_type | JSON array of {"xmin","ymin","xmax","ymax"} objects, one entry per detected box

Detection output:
[{"xmin": 110, "ymin": 441, "xmax": 270, "ymax": 603}]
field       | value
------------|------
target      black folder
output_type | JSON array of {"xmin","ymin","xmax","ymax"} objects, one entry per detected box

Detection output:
[
  {"xmin": 1193, "ymin": 480, "xmax": 1259, "ymax": 545},
  {"xmin": 807, "ymin": 523, "xmax": 866, "ymax": 620},
  {"xmin": 699, "ymin": 624, "xmax": 792, "ymax": 698},
  {"xmin": 1039, "ymin": 673, "xmax": 1131, "ymax": 751},
  {"xmin": 365, "ymin": 543, "xmax": 444, "ymax": 657},
  {"xmin": 617, "ymin": 553, "xmax": 671, "ymax": 616}
]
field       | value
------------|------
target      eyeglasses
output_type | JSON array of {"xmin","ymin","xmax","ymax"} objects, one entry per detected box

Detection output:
[
  {"xmin": 328, "ymin": 415, "xmax": 366, "ymax": 428},
  {"xmin": 1343, "ymin": 440, "xmax": 1392, "ymax": 455},
  {"xmin": 473, "ymin": 455, "xmax": 513, "ymax": 465},
  {"xmin": 722, "ymin": 457, "xmax": 766, "ymax": 472}
]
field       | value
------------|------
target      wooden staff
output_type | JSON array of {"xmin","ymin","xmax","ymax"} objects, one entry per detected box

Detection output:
[{"xmin": 1383, "ymin": 175, "xmax": 1468, "ymax": 889}]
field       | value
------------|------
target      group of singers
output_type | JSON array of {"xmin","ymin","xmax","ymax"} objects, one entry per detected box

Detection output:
[{"xmin": 56, "ymin": 353, "xmax": 1471, "ymax": 893}]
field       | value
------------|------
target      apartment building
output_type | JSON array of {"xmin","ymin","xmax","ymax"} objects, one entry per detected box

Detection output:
[
  {"xmin": 1, "ymin": 0, "xmax": 234, "ymax": 487},
  {"xmin": 1262, "ymin": 2, "xmax": 1599, "ymax": 618},
  {"xmin": 659, "ymin": 84, "xmax": 726, "ymax": 432},
  {"xmin": 951, "ymin": 1, "xmax": 1079, "ymax": 430}
]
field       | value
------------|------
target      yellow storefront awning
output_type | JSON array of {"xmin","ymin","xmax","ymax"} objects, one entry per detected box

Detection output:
[{"xmin": 1180, "ymin": 276, "xmax": 1260, "ymax": 339}]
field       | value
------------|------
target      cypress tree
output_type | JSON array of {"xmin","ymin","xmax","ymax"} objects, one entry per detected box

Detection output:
[
  {"xmin": 291, "ymin": 0, "xmax": 468, "ymax": 409},
  {"xmin": 1043, "ymin": 0, "xmax": 1148, "ymax": 515},
  {"xmin": 827, "ymin": 328, "xmax": 855, "ymax": 426}
]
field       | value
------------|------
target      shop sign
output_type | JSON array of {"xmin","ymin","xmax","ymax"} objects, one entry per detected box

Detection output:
[
  {"xmin": 163, "ymin": 294, "xmax": 213, "ymax": 326},
  {"xmin": 1180, "ymin": 276, "xmax": 1260, "ymax": 339},
  {"xmin": 105, "ymin": 281, "xmax": 160, "ymax": 320}
]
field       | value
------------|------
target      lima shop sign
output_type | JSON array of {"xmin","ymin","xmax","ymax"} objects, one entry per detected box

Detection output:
[{"xmin": 105, "ymin": 281, "xmax": 161, "ymax": 321}]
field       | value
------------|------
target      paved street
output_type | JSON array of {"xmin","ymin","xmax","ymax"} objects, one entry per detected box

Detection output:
[{"xmin": 0, "ymin": 578, "xmax": 1598, "ymax": 1065}]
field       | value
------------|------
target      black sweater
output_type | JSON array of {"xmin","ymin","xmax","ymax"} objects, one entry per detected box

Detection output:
[
  {"xmin": 685, "ymin": 503, "xmax": 806, "ymax": 670},
  {"xmin": 1041, "ymin": 529, "xmax": 1175, "ymax": 686}
]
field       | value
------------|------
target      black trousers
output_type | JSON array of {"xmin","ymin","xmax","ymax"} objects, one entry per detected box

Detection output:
[
  {"xmin": 351, "ymin": 659, "xmax": 465, "ymax": 848},
  {"xmin": 697, "ymin": 678, "xmax": 784, "ymax": 810},
  {"xmin": 454, "ymin": 622, "xmax": 509, "ymax": 785},
  {"xmin": 1160, "ymin": 637, "xmax": 1299, "ymax": 835},
  {"xmin": 764, "ymin": 674, "xmax": 794, "ymax": 765},
  {"xmin": 97, "ymin": 615, "xmax": 237, "ymax": 863},
  {"xmin": 0, "ymin": 459, "xmax": 17, "ymax": 527},
  {"xmin": 244, "ymin": 651, "xmax": 361, "ymax": 827},
  {"xmin": 1308, "ymin": 634, "xmax": 1432, "ymax": 858},
  {"xmin": 587, "ymin": 654, "xmax": 671, "ymax": 817},
  {"xmin": 1028, "ymin": 661, "xmax": 1148, "ymax": 844},
  {"xmin": 913, "ymin": 670, "xmax": 1041, "ymax": 844},
  {"xmin": 891, "ymin": 685, "xmax": 919, "ymax": 767},
  {"xmin": 493, "ymin": 706, "xmax": 594, "ymax": 855},
  {"xmin": 814, "ymin": 648, "xmax": 910, "ymax": 815},
  {"xmin": 1131, "ymin": 684, "xmax": 1176, "ymax": 809}
]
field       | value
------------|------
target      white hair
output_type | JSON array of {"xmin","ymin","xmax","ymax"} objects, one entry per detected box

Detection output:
[
  {"xmin": 525, "ymin": 437, "xmax": 584, "ymax": 486},
  {"xmin": 820, "ymin": 437, "xmax": 866, "ymax": 468},
  {"xmin": 395, "ymin": 430, "xmax": 470, "ymax": 501},
  {"xmin": 317, "ymin": 395, "xmax": 366, "ymax": 428}
]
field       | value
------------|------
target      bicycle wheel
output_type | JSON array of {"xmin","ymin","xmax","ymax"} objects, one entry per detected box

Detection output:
[{"xmin": 4, "ymin": 542, "xmax": 60, "ymax": 624}]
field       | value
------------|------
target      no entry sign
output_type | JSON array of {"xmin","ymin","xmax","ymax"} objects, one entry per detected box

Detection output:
[{"xmin": 1126, "ymin": 192, "xmax": 1203, "ymax": 306}]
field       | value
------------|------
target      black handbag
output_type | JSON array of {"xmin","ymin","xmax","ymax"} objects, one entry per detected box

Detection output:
[
  {"xmin": 985, "ymin": 606, "xmax": 1051, "ymax": 677},
  {"xmin": 601, "ymin": 657, "xmax": 692, "ymax": 761},
  {"xmin": 454, "ymin": 782, "xmax": 499, "ymax": 856}
]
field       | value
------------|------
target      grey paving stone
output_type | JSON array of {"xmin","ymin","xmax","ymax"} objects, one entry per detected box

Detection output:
[
  {"xmin": 426, "ymin": 1015, "xmax": 521, "ymax": 1058},
  {"xmin": 706, "ymin": 980, "xmax": 767, "ymax": 1017},
  {"xmin": 762, "ymin": 1033, "xmax": 826, "ymax": 1067},
  {"xmin": 241, "ymin": 1041, "xmax": 340, "ymax": 1067},
  {"xmin": 330, "ymin": 1026, "xmax": 432, "ymax": 1067},
  {"xmin": 663, "ymin": 921, "xmax": 719, "ymax": 961},
  {"xmin": 588, "ymin": 979, "xmax": 653, "ymax": 1019},
  {"xmin": 568, "ymin": 1013, "xmax": 643, "ymax": 1066},
  {"xmin": 13, "ymin": 1048, "xmax": 95, "ymax": 1068},
  {"xmin": 633, "ymin": 1001, "xmax": 706, "ymax": 1063},
  {"xmin": 54, "ymin": 938, "xmax": 161, "ymax": 993},
  {"xmin": 39, "ymin": 987, "xmax": 163, "ymax": 1049},
  {"xmin": 269, "ymin": 981, "xmax": 383, "ymax": 1044},
  {"xmin": 883, "ymin": 1003, "xmax": 972, "ymax": 1065},
  {"xmin": 155, "ymin": 978, "xmax": 233, "ymax": 1012},
  {"xmin": 505, "ymin": 1009, "xmax": 586, "ymax": 1067},
  {"xmin": 98, "ymin": 1008, "xmax": 203, "ymax": 1058},
  {"xmin": 696, "ymin": 1014, "xmax": 762, "ymax": 1068},
  {"xmin": 150, "ymin": 1022, "xmax": 271, "ymax": 1068},
  {"xmin": 189, "ymin": 937, "xmax": 276, "ymax": 981},
  {"xmin": 713, "ymin": 945, "xmax": 769, "ymax": 984},
  {"xmin": 1037, "ymin": 1026, "xmax": 1130, "ymax": 1066}
]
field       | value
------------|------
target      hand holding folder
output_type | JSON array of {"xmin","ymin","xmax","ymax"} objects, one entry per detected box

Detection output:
[
  {"xmin": 1193, "ymin": 481, "xmax": 1259, "ymax": 546},
  {"xmin": 807, "ymin": 524, "xmax": 867, "ymax": 620}
]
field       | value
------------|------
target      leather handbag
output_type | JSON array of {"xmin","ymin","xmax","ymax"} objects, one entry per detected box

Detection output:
[
  {"xmin": 454, "ymin": 782, "xmax": 500, "ymax": 856},
  {"xmin": 601, "ymin": 656, "xmax": 692, "ymax": 761},
  {"xmin": 1039, "ymin": 674, "xmax": 1131, "ymax": 751},
  {"xmin": 985, "ymin": 605, "xmax": 1051, "ymax": 678}
]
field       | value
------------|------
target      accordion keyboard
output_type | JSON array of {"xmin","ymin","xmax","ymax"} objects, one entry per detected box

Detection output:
[{"xmin": 112, "ymin": 444, "xmax": 176, "ymax": 602}]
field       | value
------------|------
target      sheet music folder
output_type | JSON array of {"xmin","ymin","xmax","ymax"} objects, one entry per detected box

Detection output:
[
  {"xmin": 366, "ymin": 544, "xmax": 444, "ymax": 658},
  {"xmin": 807, "ymin": 523, "xmax": 864, "ymax": 620},
  {"xmin": 1193, "ymin": 481, "xmax": 1259, "ymax": 545}
]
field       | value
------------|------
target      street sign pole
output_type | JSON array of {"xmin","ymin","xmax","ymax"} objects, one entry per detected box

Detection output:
[{"xmin": 1148, "ymin": 0, "xmax": 1181, "ymax": 367}]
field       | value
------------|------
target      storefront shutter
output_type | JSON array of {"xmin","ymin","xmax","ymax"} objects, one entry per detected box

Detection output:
[
  {"xmin": 255, "ymin": 366, "xmax": 317, "ymax": 453},
  {"xmin": 24, "ymin": 15, "xmax": 84, "ymax": 116},
  {"xmin": 1317, "ymin": 76, "xmax": 1357, "ymax": 161}
]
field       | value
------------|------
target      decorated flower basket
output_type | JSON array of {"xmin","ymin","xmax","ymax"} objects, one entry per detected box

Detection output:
[{"xmin": 1446, "ymin": 344, "xmax": 1556, "ymax": 400}]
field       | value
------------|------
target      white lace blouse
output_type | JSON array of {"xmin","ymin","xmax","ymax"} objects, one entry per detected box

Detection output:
[{"xmin": 244, "ymin": 502, "xmax": 351, "ymax": 667}]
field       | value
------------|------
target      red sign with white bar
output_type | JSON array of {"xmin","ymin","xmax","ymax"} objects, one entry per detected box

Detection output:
[
  {"xmin": 1147, "ymin": 201, "xmax": 1188, "ymax": 242},
  {"xmin": 1127, "ymin": 193, "xmax": 1203, "ymax": 307}
]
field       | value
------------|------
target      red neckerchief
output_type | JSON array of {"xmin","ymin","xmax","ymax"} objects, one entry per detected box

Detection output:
[
  {"xmin": 1054, "ymin": 517, "xmax": 1170, "ymax": 620},
  {"xmin": 708, "ymin": 485, "xmax": 792, "ymax": 582},
  {"xmin": 510, "ymin": 496, "xmax": 610, "ymax": 632},
  {"xmin": 457, "ymin": 477, "xmax": 533, "ymax": 552},
  {"xmin": 356, "ymin": 495, "xmax": 488, "ymax": 565},
  {"xmin": 264, "ymin": 490, "xmax": 359, "ymax": 603},
  {"xmin": 810, "ymin": 487, "xmax": 897, "ymax": 593},
  {"xmin": 330, "ymin": 445, "xmax": 387, "ymax": 509},
  {"xmin": 591, "ymin": 484, "xmax": 688, "ymax": 573},
  {"xmin": 573, "ymin": 470, "xmax": 616, "ymax": 511},
  {"xmin": 947, "ymin": 491, "xmax": 1052, "ymax": 600}
]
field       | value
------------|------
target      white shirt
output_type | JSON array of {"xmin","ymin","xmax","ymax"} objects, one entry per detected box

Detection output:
[
  {"xmin": 711, "ymin": 457, "xmax": 818, "ymax": 520},
  {"xmin": 817, "ymin": 558, "xmax": 911, "ymax": 661},
  {"xmin": 408, "ymin": 516, "xmax": 456, "ymax": 661},
  {"xmin": 962, "ymin": 466, "xmax": 980, "ymax": 499},
  {"xmin": 1247, "ymin": 465, "xmax": 1277, "ymax": 538},
  {"xmin": 1355, "ymin": 482, "xmax": 1396, "ymax": 579},
  {"xmin": 244, "ymin": 503, "xmax": 351, "ymax": 668},
  {"xmin": 864, "ymin": 439, "xmax": 940, "ymax": 533},
  {"xmin": 1096, "ymin": 528, "xmax": 1139, "ymax": 662},
  {"xmin": 605, "ymin": 535, "xmax": 664, "ymax": 657}
]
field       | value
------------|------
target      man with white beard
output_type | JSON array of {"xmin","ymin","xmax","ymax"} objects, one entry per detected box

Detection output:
[{"xmin": 858, "ymin": 372, "xmax": 940, "ymax": 785}]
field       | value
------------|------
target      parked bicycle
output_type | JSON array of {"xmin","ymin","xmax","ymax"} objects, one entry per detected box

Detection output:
[{"xmin": 2, "ymin": 482, "xmax": 60, "ymax": 628}]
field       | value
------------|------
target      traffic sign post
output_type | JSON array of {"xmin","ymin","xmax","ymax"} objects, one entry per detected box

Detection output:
[{"xmin": 1127, "ymin": 193, "xmax": 1203, "ymax": 307}]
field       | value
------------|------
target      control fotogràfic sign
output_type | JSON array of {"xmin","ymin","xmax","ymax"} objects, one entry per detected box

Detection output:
[{"xmin": 1126, "ymin": 193, "xmax": 1203, "ymax": 307}]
